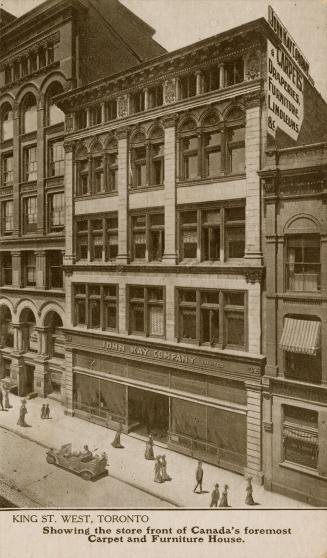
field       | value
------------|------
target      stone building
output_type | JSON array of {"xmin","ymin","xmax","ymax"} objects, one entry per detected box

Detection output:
[{"xmin": 0, "ymin": 0, "xmax": 165, "ymax": 399}]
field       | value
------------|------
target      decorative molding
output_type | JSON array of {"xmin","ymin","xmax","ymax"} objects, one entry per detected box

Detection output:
[
  {"xmin": 117, "ymin": 95, "xmax": 129, "ymax": 118},
  {"xmin": 263, "ymin": 421, "xmax": 273, "ymax": 433},
  {"xmin": 244, "ymin": 90, "xmax": 263, "ymax": 109},
  {"xmin": 245, "ymin": 269, "xmax": 264, "ymax": 284},
  {"xmin": 63, "ymin": 141, "xmax": 75, "ymax": 154},
  {"xmin": 163, "ymin": 114, "xmax": 177, "ymax": 128},
  {"xmin": 164, "ymin": 78, "xmax": 176, "ymax": 104},
  {"xmin": 65, "ymin": 115, "xmax": 74, "ymax": 133},
  {"xmin": 245, "ymin": 49, "xmax": 261, "ymax": 80},
  {"xmin": 116, "ymin": 127, "xmax": 130, "ymax": 140}
]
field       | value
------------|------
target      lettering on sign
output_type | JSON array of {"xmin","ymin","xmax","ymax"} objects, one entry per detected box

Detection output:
[{"xmin": 267, "ymin": 39, "xmax": 304, "ymax": 141}]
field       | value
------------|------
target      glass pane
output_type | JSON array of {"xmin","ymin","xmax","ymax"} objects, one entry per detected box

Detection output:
[
  {"xmin": 207, "ymin": 150, "xmax": 221, "ymax": 177},
  {"xmin": 90, "ymin": 301, "xmax": 100, "ymax": 328},
  {"xmin": 180, "ymin": 290, "xmax": 196, "ymax": 303},
  {"xmin": 226, "ymin": 315, "xmax": 244, "ymax": 346},
  {"xmin": 132, "ymin": 305, "xmax": 144, "ymax": 332},
  {"xmin": 74, "ymin": 373, "xmax": 100, "ymax": 413},
  {"xmin": 181, "ymin": 309, "xmax": 196, "ymax": 340},
  {"xmin": 105, "ymin": 305, "xmax": 117, "ymax": 329},
  {"xmin": 185, "ymin": 154, "xmax": 198, "ymax": 179},
  {"xmin": 230, "ymin": 146, "xmax": 245, "ymax": 174},
  {"xmin": 225, "ymin": 292, "xmax": 244, "ymax": 306},
  {"xmin": 226, "ymin": 225, "xmax": 245, "ymax": 258},
  {"xmin": 149, "ymin": 305, "xmax": 163, "ymax": 336},
  {"xmin": 203, "ymin": 227, "xmax": 220, "ymax": 261},
  {"xmin": 201, "ymin": 309, "xmax": 219, "ymax": 343}
]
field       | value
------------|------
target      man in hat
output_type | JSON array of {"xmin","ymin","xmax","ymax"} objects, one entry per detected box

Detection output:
[
  {"xmin": 0, "ymin": 387, "xmax": 4, "ymax": 411},
  {"xmin": 194, "ymin": 461, "xmax": 204, "ymax": 493},
  {"xmin": 210, "ymin": 484, "xmax": 220, "ymax": 507}
]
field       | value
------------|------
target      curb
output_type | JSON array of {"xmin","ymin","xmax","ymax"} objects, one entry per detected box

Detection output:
[{"xmin": 0, "ymin": 424, "xmax": 180, "ymax": 508}]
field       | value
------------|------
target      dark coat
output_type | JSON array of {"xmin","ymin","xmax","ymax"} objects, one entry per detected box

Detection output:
[{"xmin": 196, "ymin": 465, "xmax": 203, "ymax": 481}]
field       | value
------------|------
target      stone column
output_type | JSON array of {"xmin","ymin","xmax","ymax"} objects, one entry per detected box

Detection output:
[
  {"xmin": 11, "ymin": 251, "xmax": 22, "ymax": 287},
  {"xmin": 196, "ymin": 70, "xmax": 202, "ymax": 95},
  {"xmin": 116, "ymin": 128, "xmax": 129, "ymax": 264},
  {"xmin": 35, "ymin": 250, "xmax": 47, "ymax": 289},
  {"xmin": 144, "ymin": 88, "xmax": 149, "ymax": 110},
  {"xmin": 33, "ymin": 358, "xmax": 50, "ymax": 397},
  {"xmin": 101, "ymin": 102, "xmax": 106, "ymax": 123},
  {"xmin": 163, "ymin": 116, "xmax": 177, "ymax": 264},
  {"xmin": 244, "ymin": 91, "xmax": 263, "ymax": 265},
  {"xmin": 86, "ymin": 107, "xmax": 91, "ymax": 127},
  {"xmin": 37, "ymin": 94, "xmax": 45, "ymax": 235},
  {"xmin": 245, "ymin": 381, "xmax": 263, "ymax": 484},
  {"xmin": 219, "ymin": 63, "xmax": 225, "ymax": 88},
  {"xmin": 35, "ymin": 326, "xmax": 50, "ymax": 356},
  {"xmin": 63, "ymin": 142, "xmax": 75, "ymax": 266},
  {"xmin": 10, "ymin": 356, "xmax": 25, "ymax": 396},
  {"xmin": 246, "ymin": 275, "xmax": 262, "ymax": 354}
]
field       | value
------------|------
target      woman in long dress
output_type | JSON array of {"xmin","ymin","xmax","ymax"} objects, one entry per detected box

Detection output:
[
  {"xmin": 145, "ymin": 434, "xmax": 155, "ymax": 460},
  {"xmin": 17, "ymin": 400, "xmax": 28, "ymax": 427},
  {"xmin": 154, "ymin": 456, "xmax": 163, "ymax": 483},
  {"xmin": 4, "ymin": 388, "xmax": 12, "ymax": 409},
  {"xmin": 245, "ymin": 477, "xmax": 257, "ymax": 505},
  {"xmin": 160, "ymin": 455, "xmax": 172, "ymax": 481},
  {"xmin": 111, "ymin": 423, "xmax": 124, "ymax": 448},
  {"xmin": 219, "ymin": 484, "xmax": 230, "ymax": 507}
]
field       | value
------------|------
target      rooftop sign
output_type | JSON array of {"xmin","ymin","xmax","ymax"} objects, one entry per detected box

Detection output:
[{"xmin": 268, "ymin": 5, "xmax": 310, "ymax": 77}]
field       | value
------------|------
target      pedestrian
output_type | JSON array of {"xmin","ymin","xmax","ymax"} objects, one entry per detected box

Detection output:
[
  {"xmin": 154, "ymin": 456, "xmax": 163, "ymax": 483},
  {"xmin": 41, "ymin": 404, "xmax": 46, "ymax": 419},
  {"xmin": 219, "ymin": 484, "xmax": 230, "ymax": 507},
  {"xmin": 160, "ymin": 455, "xmax": 171, "ymax": 481},
  {"xmin": 0, "ymin": 388, "xmax": 4, "ymax": 411},
  {"xmin": 245, "ymin": 477, "xmax": 258, "ymax": 505},
  {"xmin": 194, "ymin": 461, "xmax": 204, "ymax": 493},
  {"xmin": 3, "ymin": 387, "xmax": 12, "ymax": 409},
  {"xmin": 210, "ymin": 483, "xmax": 220, "ymax": 507},
  {"xmin": 111, "ymin": 422, "xmax": 124, "ymax": 448},
  {"xmin": 45, "ymin": 403, "xmax": 50, "ymax": 419},
  {"xmin": 145, "ymin": 433, "xmax": 155, "ymax": 460},
  {"xmin": 17, "ymin": 399, "xmax": 28, "ymax": 427}
]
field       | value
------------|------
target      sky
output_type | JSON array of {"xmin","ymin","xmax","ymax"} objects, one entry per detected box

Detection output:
[{"xmin": 1, "ymin": 0, "xmax": 327, "ymax": 100}]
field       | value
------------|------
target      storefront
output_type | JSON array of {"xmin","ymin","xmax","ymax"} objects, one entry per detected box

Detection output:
[{"xmin": 66, "ymin": 332, "xmax": 264, "ymax": 476}]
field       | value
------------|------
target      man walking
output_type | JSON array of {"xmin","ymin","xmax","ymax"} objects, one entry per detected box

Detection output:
[
  {"xmin": 210, "ymin": 483, "xmax": 220, "ymax": 507},
  {"xmin": 194, "ymin": 461, "xmax": 204, "ymax": 493}
]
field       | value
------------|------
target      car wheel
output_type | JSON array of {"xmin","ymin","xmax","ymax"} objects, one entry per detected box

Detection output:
[
  {"xmin": 46, "ymin": 454, "xmax": 56, "ymax": 464},
  {"xmin": 80, "ymin": 470, "xmax": 93, "ymax": 481}
]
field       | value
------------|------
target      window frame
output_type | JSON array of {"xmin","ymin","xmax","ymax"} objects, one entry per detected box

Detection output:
[
  {"xmin": 23, "ymin": 195, "xmax": 37, "ymax": 234},
  {"xmin": 285, "ymin": 234, "xmax": 321, "ymax": 293},
  {"xmin": 48, "ymin": 139, "xmax": 64, "ymax": 177},
  {"xmin": 2, "ymin": 200, "xmax": 14, "ymax": 236},
  {"xmin": 130, "ymin": 210, "xmax": 165, "ymax": 262},
  {"xmin": 48, "ymin": 191, "xmax": 65, "ymax": 232},
  {"xmin": 73, "ymin": 283, "xmax": 118, "ymax": 331},
  {"xmin": 23, "ymin": 144, "xmax": 38, "ymax": 182},
  {"xmin": 128, "ymin": 285, "xmax": 165, "ymax": 338},
  {"xmin": 2, "ymin": 152, "xmax": 14, "ymax": 186}
]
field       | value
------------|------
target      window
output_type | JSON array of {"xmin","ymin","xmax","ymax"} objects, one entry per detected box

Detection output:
[
  {"xmin": 21, "ymin": 94, "xmax": 37, "ymax": 134},
  {"xmin": 23, "ymin": 146, "xmax": 37, "ymax": 181},
  {"xmin": 179, "ymin": 203, "xmax": 245, "ymax": 262},
  {"xmin": 2, "ymin": 201, "xmax": 13, "ymax": 235},
  {"xmin": 2, "ymin": 154, "xmax": 13, "ymax": 186},
  {"xmin": 179, "ymin": 119, "xmax": 199, "ymax": 180},
  {"xmin": 129, "ymin": 286, "xmax": 164, "ymax": 337},
  {"xmin": 225, "ymin": 58, "xmax": 244, "ymax": 86},
  {"xmin": 21, "ymin": 57, "xmax": 28, "ymax": 77},
  {"xmin": 76, "ymin": 109, "xmax": 87, "ymax": 130},
  {"xmin": 1, "ymin": 104, "xmax": 13, "ymax": 141},
  {"xmin": 149, "ymin": 128, "xmax": 164, "ymax": 185},
  {"xmin": 47, "ymin": 250, "xmax": 63, "ymax": 289},
  {"xmin": 47, "ymin": 45, "xmax": 54, "ymax": 65},
  {"xmin": 226, "ymin": 126, "xmax": 245, "ymax": 174},
  {"xmin": 285, "ymin": 351, "xmax": 322, "ymax": 384},
  {"xmin": 131, "ymin": 211, "xmax": 164, "ymax": 262},
  {"xmin": 203, "ymin": 66, "xmax": 220, "ymax": 93},
  {"xmin": 76, "ymin": 147, "xmax": 89, "ymax": 195},
  {"xmin": 180, "ymin": 73, "xmax": 196, "ymax": 99},
  {"xmin": 48, "ymin": 140, "xmax": 64, "ymax": 176},
  {"xmin": 75, "ymin": 213, "xmax": 118, "ymax": 262},
  {"xmin": 131, "ymin": 132, "xmax": 147, "ymax": 189},
  {"xmin": 39, "ymin": 47, "xmax": 46, "ymax": 68},
  {"xmin": 202, "ymin": 114, "xmax": 221, "ymax": 178},
  {"xmin": 4, "ymin": 66, "xmax": 12, "ymax": 84},
  {"xmin": 149, "ymin": 85, "xmax": 163, "ymax": 108},
  {"xmin": 92, "ymin": 154, "xmax": 104, "ymax": 194},
  {"xmin": 23, "ymin": 196, "xmax": 37, "ymax": 233},
  {"xmin": 286, "ymin": 236, "xmax": 320, "ymax": 292},
  {"xmin": 48, "ymin": 192, "xmax": 64, "ymax": 231},
  {"xmin": 30, "ymin": 52, "xmax": 37, "ymax": 73},
  {"xmin": 2, "ymin": 253, "xmax": 12, "ymax": 285},
  {"xmin": 23, "ymin": 252, "xmax": 36, "ymax": 286},
  {"xmin": 282, "ymin": 406, "xmax": 318, "ymax": 470},
  {"xmin": 106, "ymin": 100, "xmax": 117, "ymax": 122},
  {"xmin": 74, "ymin": 283, "xmax": 118, "ymax": 330},
  {"xmin": 106, "ymin": 140, "xmax": 118, "ymax": 192},
  {"xmin": 90, "ymin": 105, "xmax": 102, "ymax": 126},
  {"xmin": 46, "ymin": 82, "xmax": 64, "ymax": 125},
  {"xmin": 13, "ymin": 61, "xmax": 20, "ymax": 81},
  {"xmin": 131, "ymin": 91, "xmax": 145, "ymax": 114},
  {"xmin": 177, "ymin": 288, "xmax": 246, "ymax": 349}
]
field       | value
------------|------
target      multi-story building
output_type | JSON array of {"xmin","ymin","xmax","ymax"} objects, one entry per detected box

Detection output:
[
  {"xmin": 0, "ymin": 0, "xmax": 164, "ymax": 399},
  {"xmin": 260, "ymin": 142, "xmax": 327, "ymax": 506}
]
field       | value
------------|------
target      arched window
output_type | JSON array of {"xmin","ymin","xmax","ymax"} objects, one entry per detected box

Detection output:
[
  {"xmin": 202, "ymin": 113, "xmax": 221, "ymax": 178},
  {"xmin": 225, "ymin": 107, "xmax": 245, "ymax": 175},
  {"xmin": 91, "ymin": 141, "xmax": 104, "ymax": 194},
  {"xmin": 149, "ymin": 127, "xmax": 164, "ymax": 185},
  {"xmin": 21, "ymin": 93, "xmax": 37, "ymax": 134},
  {"xmin": 179, "ymin": 118, "xmax": 199, "ymax": 181},
  {"xmin": 1, "ymin": 103, "xmax": 13, "ymax": 141},
  {"xmin": 0, "ymin": 306, "xmax": 13, "ymax": 348},
  {"xmin": 76, "ymin": 145, "xmax": 89, "ymax": 196},
  {"xmin": 20, "ymin": 308, "xmax": 37, "ymax": 352},
  {"xmin": 46, "ymin": 82, "xmax": 64, "ymax": 126},
  {"xmin": 130, "ymin": 131, "xmax": 147, "ymax": 189},
  {"xmin": 105, "ymin": 138, "xmax": 118, "ymax": 192}
]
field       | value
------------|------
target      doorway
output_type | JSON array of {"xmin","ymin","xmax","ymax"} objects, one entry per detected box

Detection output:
[{"xmin": 128, "ymin": 386, "xmax": 169, "ymax": 443}]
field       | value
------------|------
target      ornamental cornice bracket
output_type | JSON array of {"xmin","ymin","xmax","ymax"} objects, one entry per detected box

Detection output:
[
  {"xmin": 63, "ymin": 141, "xmax": 75, "ymax": 154},
  {"xmin": 244, "ymin": 89, "xmax": 264, "ymax": 109},
  {"xmin": 245, "ymin": 269, "xmax": 265, "ymax": 284}
]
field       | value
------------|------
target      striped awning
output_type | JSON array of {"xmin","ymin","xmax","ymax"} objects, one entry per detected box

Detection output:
[{"xmin": 280, "ymin": 318, "xmax": 321, "ymax": 356}]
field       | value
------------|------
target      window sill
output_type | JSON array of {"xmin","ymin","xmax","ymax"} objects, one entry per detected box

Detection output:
[
  {"xmin": 177, "ymin": 174, "xmax": 246, "ymax": 187},
  {"xmin": 129, "ymin": 185, "xmax": 164, "ymax": 193},
  {"xmin": 75, "ymin": 191, "xmax": 118, "ymax": 200},
  {"xmin": 279, "ymin": 461, "xmax": 326, "ymax": 481}
]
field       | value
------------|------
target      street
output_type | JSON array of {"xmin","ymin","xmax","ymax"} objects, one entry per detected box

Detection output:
[{"xmin": 0, "ymin": 428, "xmax": 174, "ymax": 508}]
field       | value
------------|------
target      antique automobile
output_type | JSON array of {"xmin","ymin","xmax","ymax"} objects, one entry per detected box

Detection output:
[{"xmin": 46, "ymin": 443, "xmax": 108, "ymax": 480}]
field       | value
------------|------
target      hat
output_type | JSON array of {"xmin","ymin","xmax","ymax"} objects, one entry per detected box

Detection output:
[
  {"xmin": 21, "ymin": 399, "xmax": 27, "ymax": 404},
  {"xmin": 215, "ymin": 483, "xmax": 219, "ymax": 488}
]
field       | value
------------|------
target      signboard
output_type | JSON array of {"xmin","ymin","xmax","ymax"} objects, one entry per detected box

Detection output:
[
  {"xmin": 268, "ymin": 5, "xmax": 309, "ymax": 76},
  {"xmin": 267, "ymin": 38, "xmax": 304, "ymax": 141}
]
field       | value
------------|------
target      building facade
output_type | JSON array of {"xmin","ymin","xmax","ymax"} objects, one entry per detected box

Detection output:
[
  {"xmin": 261, "ymin": 142, "xmax": 327, "ymax": 506},
  {"xmin": 0, "ymin": 0, "xmax": 165, "ymax": 400}
]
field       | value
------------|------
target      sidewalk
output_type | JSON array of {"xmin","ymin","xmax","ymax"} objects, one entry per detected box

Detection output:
[{"xmin": 0, "ymin": 393, "xmax": 309, "ymax": 509}]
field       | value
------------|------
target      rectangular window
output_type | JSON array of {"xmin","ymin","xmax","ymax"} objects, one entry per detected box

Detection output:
[
  {"xmin": 2, "ymin": 200, "xmax": 13, "ymax": 235},
  {"xmin": 49, "ymin": 140, "xmax": 64, "ymax": 177},
  {"xmin": 47, "ymin": 45, "xmax": 54, "ymax": 65},
  {"xmin": 131, "ymin": 91, "xmax": 145, "ymax": 114},
  {"xmin": 30, "ymin": 53, "xmax": 37, "ymax": 73},
  {"xmin": 286, "ymin": 236, "xmax": 320, "ymax": 292},
  {"xmin": 285, "ymin": 351, "xmax": 322, "ymax": 384},
  {"xmin": 13, "ymin": 61, "xmax": 20, "ymax": 81},
  {"xmin": 282, "ymin": 406, "xmax": 318, "ymax": 470},
  {"xmin": 225, "ymin": 206, "xmax": 245, "ymax": 259},
  {"xmin": 90, "ymin": 219, "xmax": 103, "ymax": 261},
  {"xmin": 180, "ymin": 211, "xmax": 198, "ymax": 260},
  {"xmin": 21, "ymin": 58, "xmax": 28, "ymax": 77},
  {"xmin": 90, "ymin": 105, "xmax": 102, "ymax": 126},
  {"xmin": 226, "ymin": 127, "xmax": 245, "ymax": 175},
  {"xmin": 180, "ymin": 74, "xmax": 196, "ymax": 99},
  {"xmin": 203, "ymin": 66, "xmax": 220, "ymax": 92},
  {"xmin": 177, "ymin": 288, "xmax": 245, "ymax": 349},
  {"xmin": 89, "ymin": 285, "xmax": 101, "ymax": 328},
  {"xmin": 150, "ymin": 142, "xmax": 164, "ymax": 185},
  {"xmin": 129, "ymin": 286, "xmax": 164, "ymax": 337},
  {"xmin": 75, "ymin": 285, "xmax": 86, "ymax": 325},
  {"xmin": 182, "ymin": 136, "xmax": 198, "ymax": 180},
  {"xmin": 23, "ymin": 196, "xmax": 37, "ymax": 233},
  {"xmin": 78, "ymin": 160, "xmax": 89, "ymax": 195},
  {"xmin": 106, "ymin": 215, "xmax": 118, "ymax": 261},
  {"xmin": 107, "ymin": 152, "xmax": 118, "ymax": 192},
  {"xmin": 49, "ymin": 192, "xmax": 64, "ymax": 231},
  {"xmin": 202, "ymin": 209, "xmax": 220, "ymax": 261},
  {"xmin": 76, "ymin": 220, "xmax": 88, "ymax": 260},
  {"xmin": 74, "ymin": 283, "xmax": 118, "ymax": 330},
  {"xmin": 106, "ymin": 100, "xmax": 117, "ymax": 121},
  {"xmin": 39, "ymin": 48, "xmax": 46, "ymax": 68},
  {"xmin": 149, "ymin": 85, "xmax": 163, "ymax": 108},
  {"xmin": 76, "ymin": 110, "xmax": 87, "ymax": 130},
  {"xmin": 204, "ymin": 131, "xmax": 221, "ymax": 177},
  {"xmin": 5, "ymin": 66, "xmax": 11, "ymax": 84},
  {"xmin": 225, "ymin": 58, "xmax": 244, "ymax": 86},
  {"xmin": 132, "ymin": 215, "xmax": 146, "ymax": 259},
  {"xmin": 93, "ymin": 156, "xmax": 104, "ymax": 193},
  {"xmin": 23, "ymin": 146, "xmax": 37, "ymax": 182},
  {"xmin": 149, "ymin": 213, "xmax": 164, "ymax": 261},
  {"xmin": 2, "ymin": 253, "xmax": 12, "ymax": 285},
  {"xmin": 23, "ymin": 252, "xmax": 36, "ymax": 286},
  {"xmin": 104, "ymin": 285, "xmax": 118, "ymax": 330},
  {"xmin": 133, "ymin": 146, "xmax": 147, "ymax": 188},
  {"xmin": 47, "ymin": 250, "xmax": 63, "ymax": 289},
  {"xmin": 131, "ymin": 211, "xmax": 164, "ymax": 262},
  {"xmin": 75, "ymin": 213, "xmax": 118, "ymax": 262}
]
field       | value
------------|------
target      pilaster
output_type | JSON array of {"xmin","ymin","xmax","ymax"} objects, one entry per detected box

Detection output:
[
  {"xmin": 163, "ymin": 116, "xmax": 177, "ymax": 264},
  {"xmin": 117, "ymin": 128, "xmax": 129, "ymax": 264},
  {"xmin": 35, "ymin": 250, "xmax": 46, "ymax": 289},
  {"xmin": 245, "ymin": 381, "xmax": 263, "ymax": 484},
  {"xmin": 63, "ymin": 141, "xmax": 75, "ymax": 265}
]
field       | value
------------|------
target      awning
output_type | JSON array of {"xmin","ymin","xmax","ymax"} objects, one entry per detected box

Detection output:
[{"xmin": 280, "ymin": 318, "xmax": 320, "ymax": 356}]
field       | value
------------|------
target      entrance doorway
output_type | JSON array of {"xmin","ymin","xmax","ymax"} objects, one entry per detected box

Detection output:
[
  {"xmin": 25, "ymin": 365, "xmax": 35, "ymax": 394},
  {"xmin": 128, "ymin": 387, "xmax": 169, "ymax": 443}
]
